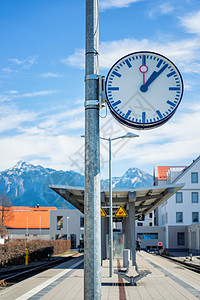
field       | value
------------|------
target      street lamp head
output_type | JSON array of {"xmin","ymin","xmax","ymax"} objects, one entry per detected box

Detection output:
[
  {"xmin": 123, "ymin": 132, "xmax": 139, "ymax": 138},
  {"xmin": 82, "ymin": 133, "xmax": 139, "ymax": 141},
  {"xmin": 121, "ymin": 132, "xmax": 139, "ymax": 139}
]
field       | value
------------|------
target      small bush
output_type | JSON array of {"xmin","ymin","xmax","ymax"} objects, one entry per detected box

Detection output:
[{"xmin": 0, "ymin": 239, "xmax": 70, "ymax": 267}]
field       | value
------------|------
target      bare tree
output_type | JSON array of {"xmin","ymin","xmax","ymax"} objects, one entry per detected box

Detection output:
[{"xmin": 0, "ymin": 193, "xmax": 13, "ymax": 237}]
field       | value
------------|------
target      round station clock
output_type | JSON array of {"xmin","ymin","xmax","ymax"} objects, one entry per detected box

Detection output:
[{"xmin": 105, "ymin": 51, "xmax": 183, "ymax": 129}]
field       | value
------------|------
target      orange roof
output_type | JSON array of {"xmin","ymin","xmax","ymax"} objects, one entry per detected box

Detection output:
[
  {"xmin": 157, "ymin": 166, "xmax": 171, "ymax": 180},
  {"xmin": 157, "ymin": 166, "xmax": 187, "ymax": 180},
  {"xmin": 0, "ymin": 206, "xmax": 57, "ymax": 229}
]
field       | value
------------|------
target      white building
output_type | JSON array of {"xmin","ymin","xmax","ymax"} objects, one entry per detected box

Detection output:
[
  {"xmin": 50, "ymin": 209, "xmax": 84, "ymax": 249},
  {"xmin": 154, "ymin": 156, "xmax": 200, "ymax": 251},
  {"xmin": 136, "ymin": 212, "xmax": 154, "ymax": 227}
]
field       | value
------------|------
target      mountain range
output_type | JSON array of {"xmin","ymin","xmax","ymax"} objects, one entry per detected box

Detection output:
[{"xmin": 0, "ymin": 161, "xmax": 153, "ymax": 208}]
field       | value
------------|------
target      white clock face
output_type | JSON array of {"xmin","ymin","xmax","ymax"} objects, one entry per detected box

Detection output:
[{"xmin": 105, "ymin": 51, "xmax": 183, "ymax": 129}]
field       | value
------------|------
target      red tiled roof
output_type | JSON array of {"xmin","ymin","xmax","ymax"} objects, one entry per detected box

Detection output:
[
  {"xmin": 0, "ymin": 206, "xmax": 57, "ymax": 229},
  {"xmin": 157, "ymin": 166, "xmax": 171, "ymax": 180},
  {"xmin": 157, "ymin": 166, "xmax": 187, "ymax": 180}
]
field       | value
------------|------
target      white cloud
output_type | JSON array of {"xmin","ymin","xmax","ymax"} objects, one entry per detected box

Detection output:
[
  {"xmin": 0, "ymin": 100, "xmax": 199, "ymax": 175},
  {"xmin": 0, "ymin": 105, "xmax": 37, "ymax": 133},
  {"xmin": 180, "ymin": 10, "xmax": 200, "ymax": 35},
  {"xmin": 1, "ymin": 67, "xmax": 16, "ymax": 73},
  {"xmin": 65, "ymin": 37, "xmax": 200, "ymax": 73},
  {"xmin": 22, "ymin": 90, "xmax": 57, "ymax": 97},
  {"xmin": 0, "ymin": 94, "xmax": 14, "ymax": 102},
  {"xmin": 0, "ymin": 102, "xmax": 85, "ymax": 172},
  {"xmin": 8, "ymin": 56, "xmax": 38, "ymax": 69},
  {"xmin": 0, "ymin": 133, "xmax": 85, "ymax": 173},
  {"xmin": 0, "ymin": 90, "xmax": 57, "ymax": 102},
  {"xmin": 62, "ymin": 49, "xmax": 84, "ymax": 68},
  {"xmin": 7, "ymin": 90, "xmax": 19, "ymax": 94},
  {"xmin": 40, "ymin": 72, "xmax": 62, "ymax": 78},
  {"xmin": 93, "ymin": 101, "xmax": 200, "ymax": 176},
  {"xmin": 148, "ymin": 2, "xmax": 174, "ymax": 18},
  {"xmin": 38, "ymin": 106, "xmax": 84, "ymax": 133},
  {"xmin": 160, "ymin": 2, "xmax": 174, "ymax": 14},
  {"xmin": 99, "ymin": 0, "xmax": 142, "ymax": 10},
  {"xmin": 0, "ymin": 100, "xmax": 84, "ymax": 136}
]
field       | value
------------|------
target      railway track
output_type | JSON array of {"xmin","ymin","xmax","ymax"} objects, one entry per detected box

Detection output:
[
  {"xmin": 160, "ymin": 254, "xmax": 200, "ymax": 274},
  {"xmin": 0, "ymin": 253, "xmax": 80, "ymax": 287}
]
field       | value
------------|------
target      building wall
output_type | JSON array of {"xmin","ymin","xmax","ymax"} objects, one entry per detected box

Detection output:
[
  {"xmin": 136, "ymin": 226, "xmax": 165, "ymax": 250},
  {"xmin": 188, "ymin": 223, "xmax": 200, "ymax": 254},
  {"xmin": 163, "ymin": 160, "xmax": 200, "ymax": 226},
  {"xmin": 167, "ymin": 226, "xmax": 188, "ymax": 251},
  {"xmin": 8, "ymin": 228, "xmax": 50, "ymax": 240},
  {"xmin": 155, "ymin": 157, "xmax": 200, "ymax": 250},
  {"xmin": 50, "ymin": 209, "xmax": 84, "ymax": 249},
  {"xmin": 136, "ymin": 212, "xmax": 154, "ymax": 227},
  {"xmin": 163, "ymin": 191, "xmax": 200, "ymax": 226},
  {"xmin": 158, "ymin": 189, "xmax": 196, "ymax": 227}
]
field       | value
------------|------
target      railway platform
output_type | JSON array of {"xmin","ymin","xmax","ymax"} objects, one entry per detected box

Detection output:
[{"xmin": 0, "ymin": 251, "xmax": 199, "ymax": 300}]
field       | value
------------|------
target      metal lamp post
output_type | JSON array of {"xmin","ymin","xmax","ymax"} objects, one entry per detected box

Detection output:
[
  {"xmin": 101, "ymin": 132, "xmax": 139, "ymax": 277},
  {"xmin": 84, "ymin": 0, "xmax": 101, "ymax": 298}
]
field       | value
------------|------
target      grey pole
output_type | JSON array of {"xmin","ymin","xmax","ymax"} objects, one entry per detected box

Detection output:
[
  {"xmin": 84, "ymin": 0, "xmax": 101, "ymax": 299},
  {"xmin": 109, "ymin": 138, "xmax": 113, "ymax": 277},
  {"xmin": 129, "ymin": 201, "xmax": 136, "ymax": 266}
]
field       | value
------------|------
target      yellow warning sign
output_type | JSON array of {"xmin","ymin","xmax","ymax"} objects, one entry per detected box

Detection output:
[
  {"xmin": 101, "ymin": 207, "xmax": 107, "ymax": 217},
  {"xmin": 114, "ymin": 206, "xmax": 128, "ymax": 217}
]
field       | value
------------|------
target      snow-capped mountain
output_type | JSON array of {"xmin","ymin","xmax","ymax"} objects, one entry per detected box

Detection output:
[
  {"xmin": 0, "ymin": 161, "xmax": 153, "ymax": 208},
  {"xmin": 101, "ymin": 168, "xmax": 153, "ymax": 190},
  {"xmin": 0, "ymin": 161, "xmax": 84, "ymax": 208}
]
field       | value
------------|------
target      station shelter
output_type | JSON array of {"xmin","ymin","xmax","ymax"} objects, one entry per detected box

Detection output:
[{"xmin": 50, "ymin": 184, "xmax": 183, "ymax": 265}]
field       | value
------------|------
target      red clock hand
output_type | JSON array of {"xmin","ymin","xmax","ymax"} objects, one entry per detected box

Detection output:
[{"xmin": 139, "ymin": 55, "xmax": 148, "ymax": 84}]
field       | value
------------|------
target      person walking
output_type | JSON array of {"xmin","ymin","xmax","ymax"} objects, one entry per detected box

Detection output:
[{"xmin": 136, "ymin": 237, "xmax": 141, "ymax": 252}]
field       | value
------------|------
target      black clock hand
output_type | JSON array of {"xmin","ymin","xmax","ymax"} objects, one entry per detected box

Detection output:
[{"xmin": 140, "ymin": 64, "xmax": 168, "ymax": 92}]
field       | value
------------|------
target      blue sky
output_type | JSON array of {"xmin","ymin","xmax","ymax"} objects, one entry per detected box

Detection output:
[{"xmin": 0, "ymin": 0, "xmax": 200, "ymax": 179}]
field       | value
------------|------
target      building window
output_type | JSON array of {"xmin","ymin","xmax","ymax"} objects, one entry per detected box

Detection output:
[
  {"xmin": 176, "ymin": 212, "xmax": 183, "ymax": 223},
  {"xmin": 192, "ymin": 192, "xmax": 198, "ymax": 203},
  {"xmin": 137, "ymin": 222, "xmax": 143, "ymax": 226},
  {"xmin": 149, "ymin": 213, "xmax": 152, "ymax": 218},
  {"xmin": 177, "ymin": 232, "xmax": 185, "ymax": 246},
  {"xmin": 191, "ymin": 172, "xmax": 198, "ymax": 183},
  {"xmin": 137, "ymin": 233, "xmax": 158, "ymax": 240},
  {"xmin": 80, "ymin": 216, "xmax": 84, "ymax": 229},
  {"xmin": 176, "ymin": 192, "xmax": 183, "ymax": 203},
  {"xmin": 149, "ymin": 222, "xmax": 152, "ymax": 226},
  {"xmin": 57, "ymin": 216, "xmax": 63, "ymax": 230},
  {"xmin": 192, "ymin": 212, "xmax": 199, "ymax": 223}
]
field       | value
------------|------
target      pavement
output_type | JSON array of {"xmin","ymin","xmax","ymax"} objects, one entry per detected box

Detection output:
[{"xmin": 0, "ymin": 251, "xmax": 200, "ymax": 299}]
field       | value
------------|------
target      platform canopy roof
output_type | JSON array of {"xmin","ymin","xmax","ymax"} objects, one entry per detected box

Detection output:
[{"xmin": 50, "ymin": 183, "xmax": 183, "ymax": 218}]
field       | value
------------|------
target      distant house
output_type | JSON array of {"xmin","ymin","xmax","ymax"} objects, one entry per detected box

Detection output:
[
  {"xmin": 50, "ymin": 209, "xmax": 84, "ymax": 249},
  {"xmin": 2, "ymin": 205, "xmax": 84, "ymax": 249},
  {"xmin": 2, "ymin": 205, "xmax": 57, "ymax": 240},
  {"xmin": 154, "ymin": 156, "xmax": 200, "ymax": 252}
]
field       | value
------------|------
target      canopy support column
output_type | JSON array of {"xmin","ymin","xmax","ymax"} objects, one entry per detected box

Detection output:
[{"xmin": 129, "ymin": 192, "xmax": 136, "ymax": 266}]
